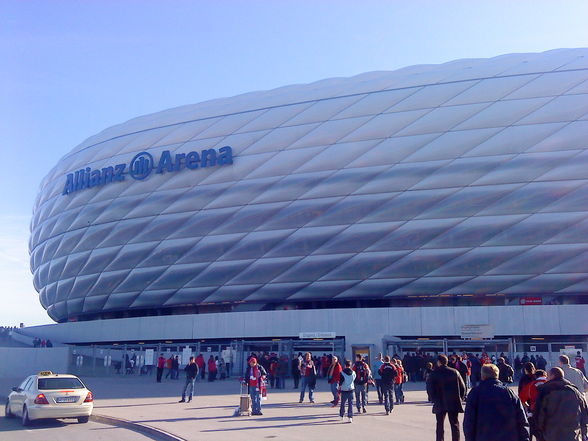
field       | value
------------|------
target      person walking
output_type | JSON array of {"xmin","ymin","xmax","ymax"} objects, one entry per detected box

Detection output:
[
  {"xmin": 518, "ymin": 362, "xmax": 536, "ymax": 398},
  {"xmin": 338, "ymin": 359, "xmax": 356, "ymax": 423},
  {"xmin": 373, "ymin": 352, "xmax": 385, "ymax": 404},
  {"xmin": 196, "ymin": 354, "xmax": 205, "ymax": 381},
  {"xmin": 327, "ymin": 355, "xmax": 343, "ymax": 406},
  {"xmin": 427, "ymin": 354, "xmax": 466, "ymax": 441},
  {"xmin": 178, "ymin": 356, "xmax": 199, "ymax": 403},
  {"xmin": 535, "ymin": 367, "xmax": 588, "ymax": 441},
  {"xmin": 519, "ymin": 369, "xmax": 548, "ymax": 441},
  {"xmin": 498, "ymin": 357, "xmax": 515, "ymax": 385},
  {"xmin": 379, "ymin": 355, "xmax": 398, "ymax": 415},
  {"xmin": 352, "ymin": 353, "xmax": 371, "ymax": 413},
  {"xmin": 463, "ymin": 363, "xmax": 529, "ymax": 441},
  {"xmin": 165, "ymin": 355, "xmax": 174, "ymax": 379},
  {"xmin": 243, "ymin": 357, "xmax": 267, "ymax": 416},
  {"xmin": 299, "ymin": 352, "xmax": 317, "ymax": 403},
  {"xmin": 559, "ymin": 354, "xmax": 588, "ymax": 397},
  {"xmin": 292, "ymin": 355, "xmax": 301, "ymax": 389},
  {"xmin": 394, "ymin": 358, "xmax": 406, "ymax": 404},
  {"xmin": 156, "ymin": 353, "xmax": 166, "ymax": 383}
]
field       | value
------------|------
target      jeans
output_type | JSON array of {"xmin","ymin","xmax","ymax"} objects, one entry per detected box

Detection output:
[
  {"xmin": 382, "ymin": 385, "xmax": 394, "ymax": 412},
  {"xmin": 394, "ymin": 383, "xmax": 404, "ymax": 403},
  {"xmin": 375, "ymin": 379, "xmax": 383, "ymax": 403},
  {"xmin": 293, "ymin": 374, "xmax": 300, "ymax": 388},
  {"xmin": 330, "ymin": 382, "xmax": 339, "ymax": 402},
  {"xmin": 156, "ymin": 367, "xmax": 163, "ymax": 382},
  {"xmin": 299, "ymin": 376, "xmax": 314, "ymax": 402},
  {"xmin": 250, "ymin": 388, "xmax": 261, "ymax": 414},
  {"xmin": 354, "ymin": 384, "xmax": 366, "ymax": 410},
  {"xmin": 436, "ymin": 411, "xmax": 460, "ymax": 441},
  {"xmin": 181, "ymin": 377, "xmax": 195, "ymax": 400},
  {"xmin": 339, "ymin": 390, "xmax": 353, "ymax": 418},
  {"xmin": 226, "ymin": 362, "xmax": 231, "ymax": 377}
]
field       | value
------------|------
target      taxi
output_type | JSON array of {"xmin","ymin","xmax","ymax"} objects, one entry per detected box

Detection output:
[{"xmin": 5, "ymin": 371, "xmax": 93, "ymax": 426}]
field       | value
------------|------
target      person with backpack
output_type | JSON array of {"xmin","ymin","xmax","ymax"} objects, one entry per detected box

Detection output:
[
  {"xmin": 338, "ymin": 359, "xmax": 356, "ymax": 423},
  {"xmin": 352, "ymin": 353, "xmax": 371, "ymax": 413},
  {"xmin": 243, "ymin": 357, "xmax": 268, "ymax": 416},
  {"xmin": 379, "ymin": 355, "xmax": 398, "ymax": 415}
]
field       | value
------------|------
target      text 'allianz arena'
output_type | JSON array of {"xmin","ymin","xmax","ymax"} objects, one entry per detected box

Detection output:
[{"xmin": 31, "ymin": 48, "xmax": 588, "ymax": 323}]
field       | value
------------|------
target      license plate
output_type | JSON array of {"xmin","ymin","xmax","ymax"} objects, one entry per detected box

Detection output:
[{"xmin": 56, "ymin": 396, "xmax": 78, "ymax": 403}]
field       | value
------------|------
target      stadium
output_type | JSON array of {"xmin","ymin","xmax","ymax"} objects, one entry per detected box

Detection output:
[{"xmin": 23, "ymin": 48, "xmax": 588, "ymax": 365}]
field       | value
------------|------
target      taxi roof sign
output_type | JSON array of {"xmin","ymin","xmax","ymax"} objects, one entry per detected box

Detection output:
[{"xmin": 38, "ymin": 371, "xmax": 53, "ymax": 376}]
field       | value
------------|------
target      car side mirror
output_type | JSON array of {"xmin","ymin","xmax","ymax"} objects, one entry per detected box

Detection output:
[{"xmin": 11, "ymin": 387, "xmax": 21, "ymax": 392}]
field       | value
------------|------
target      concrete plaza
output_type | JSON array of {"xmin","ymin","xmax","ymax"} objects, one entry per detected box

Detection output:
[{"xmin": 75, "ymin": 376, "xmax": 441, "ymax": 440}]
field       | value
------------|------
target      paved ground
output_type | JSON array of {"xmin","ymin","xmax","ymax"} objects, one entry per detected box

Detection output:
[
  {"xmin": 1, "ymin": 375, "xmax": 460, "ymax": 440},
  {"xmin": 0, "ymin": 405, "xmax": 150, "ymax": 441}
]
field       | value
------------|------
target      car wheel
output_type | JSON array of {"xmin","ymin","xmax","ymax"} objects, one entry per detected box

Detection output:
[
  {"xmin": 77, "ymin": 416, "xmax": 89, "ymax": 424},
  {"xmin": 5, "ymin": 400, "xmax": 13, "ymax": 418},
  {"xmin": 22, "ymin": 406, "xmax": 31, "ymax": 426}
]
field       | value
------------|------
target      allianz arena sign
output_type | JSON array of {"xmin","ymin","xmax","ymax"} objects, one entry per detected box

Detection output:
[{"xmin": 62, "ymin": 146, "xmax": 234, "ymax": 195}]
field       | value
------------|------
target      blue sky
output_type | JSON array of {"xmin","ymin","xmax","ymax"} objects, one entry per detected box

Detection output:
[{"xmin": 1, "ymin": 0, "xmax": 587, "ymax": 326}]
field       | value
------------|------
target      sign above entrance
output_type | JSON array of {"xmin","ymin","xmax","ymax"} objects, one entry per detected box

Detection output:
[
  {"xmin": 299, "ymin": 332, "xmax": 336, "ymax": 339},
  {"xmin": 460, "ymin": 324, "xmax": 494, "ymax": 339}
]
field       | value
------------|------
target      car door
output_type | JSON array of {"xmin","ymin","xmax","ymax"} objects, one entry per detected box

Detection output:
[{"xmin": 11, "ymin": 377, "xmax": 32, "ymax": 415}]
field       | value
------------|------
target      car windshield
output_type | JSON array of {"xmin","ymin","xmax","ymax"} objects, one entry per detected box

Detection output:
[{"xmin": 37, "ymin": 378, "xmax": 85, "ymax": 390}]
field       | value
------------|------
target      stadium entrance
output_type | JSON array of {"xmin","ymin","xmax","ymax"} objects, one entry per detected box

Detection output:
[{"xmin": 385, "ymin": 338, "xmax": 514, "ymax": 359}]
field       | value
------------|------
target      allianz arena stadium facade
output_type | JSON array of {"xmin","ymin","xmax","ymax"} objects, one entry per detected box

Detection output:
[{"xmin": 27, "ymin": 48, "xmax": 588, "ymax": 351}]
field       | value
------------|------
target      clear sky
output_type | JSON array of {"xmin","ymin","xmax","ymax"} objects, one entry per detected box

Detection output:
[{"xmin": 1, "ymin": 0, "xmax": 587, "ymax": 326}]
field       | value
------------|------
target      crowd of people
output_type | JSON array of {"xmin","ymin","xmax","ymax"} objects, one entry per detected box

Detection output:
[
  {"xmin": 234, "ymin": 350, "xmax": 587, "ymax": 440},
  {"xmin": 32, "ymin": 337, "xmax": 53, "ymax": 348},
  {"xmin": 155, "ymin": 353, "xmax": 232, "ymax": 383},
  {"xmin": 0, "ymin": 326, "xmax": 19, "ymax": 341}
]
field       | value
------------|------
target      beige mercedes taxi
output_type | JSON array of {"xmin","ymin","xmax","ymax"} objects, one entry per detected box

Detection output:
[{"xmin": 5, "ymin": 371, "xmax": 93, "ymax": 425}]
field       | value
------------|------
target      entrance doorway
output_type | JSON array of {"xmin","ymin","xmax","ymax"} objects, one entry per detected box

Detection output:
[{"xmin": 385, "ymin": 338, "xmax": 513, "ymax": 361}]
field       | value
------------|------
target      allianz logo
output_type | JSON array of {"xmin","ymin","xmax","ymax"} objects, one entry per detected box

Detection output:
[{"xmin": 62, "ymin": 146, "xmax": 233, "ymax": 196}]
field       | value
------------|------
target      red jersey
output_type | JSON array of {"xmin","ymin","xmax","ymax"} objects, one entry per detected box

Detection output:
[
  {"xmin": 327, "ymin": 363, "xmax": 342, "ymax": 384},
  {"xmin": 395, "ymin": 365, "xmax": 404, "ymax": 384},
  {"xmin": 519, "ymin": 376, "xmax": 547, "ymax": 413},
  {"xmin": 157, "ymin": 357, "xmax": 166, "ymax": 369},
  {"xmin": 576, "ymin": 355, "xmax": 585, "ymax": 370}
]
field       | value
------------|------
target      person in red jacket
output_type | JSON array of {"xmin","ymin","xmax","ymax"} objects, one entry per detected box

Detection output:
[
  {"xmin": 327, "ymin": 356, "xmax": 343, "ymax": 406},
  {"xmin": 520, "ymin": 369, "xmax": 547, "ymax": 441},
  {"xmin": 156, "ymin": 354, "xmax": 166, "ymax": 383},
  {"xmin": 195, "ymin": 354, "xmax": 205, "ymax": 380},
  {"xmin": 393, "ymin": 358, "xmax": 405, "ymax": 404},
  {"xmin": 207, "ymin": 355, "xmax": 217, "ymax": 381}
]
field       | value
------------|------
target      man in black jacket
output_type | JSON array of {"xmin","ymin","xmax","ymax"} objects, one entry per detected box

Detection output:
[
  {"xmin": 427, "ymin": 354, "xmax": 466, "ymax": 441},
  {"xmin": 179, "ymin": 356, "xmax": 199, "ymax": 403},
  {"xmin": 498, "ymin": 357, "xmax": 515, "ymax": 384},
  {"xmin": 463, "ymin": 363, "xmax": 529, "ymax": 441},
  {"xmin": 379, "ymin": 355, "xmax": 398, "ymax": 415},
  {"xmin": 535, "ymin": 367, "xmax": 588, "ymax": 441}
]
